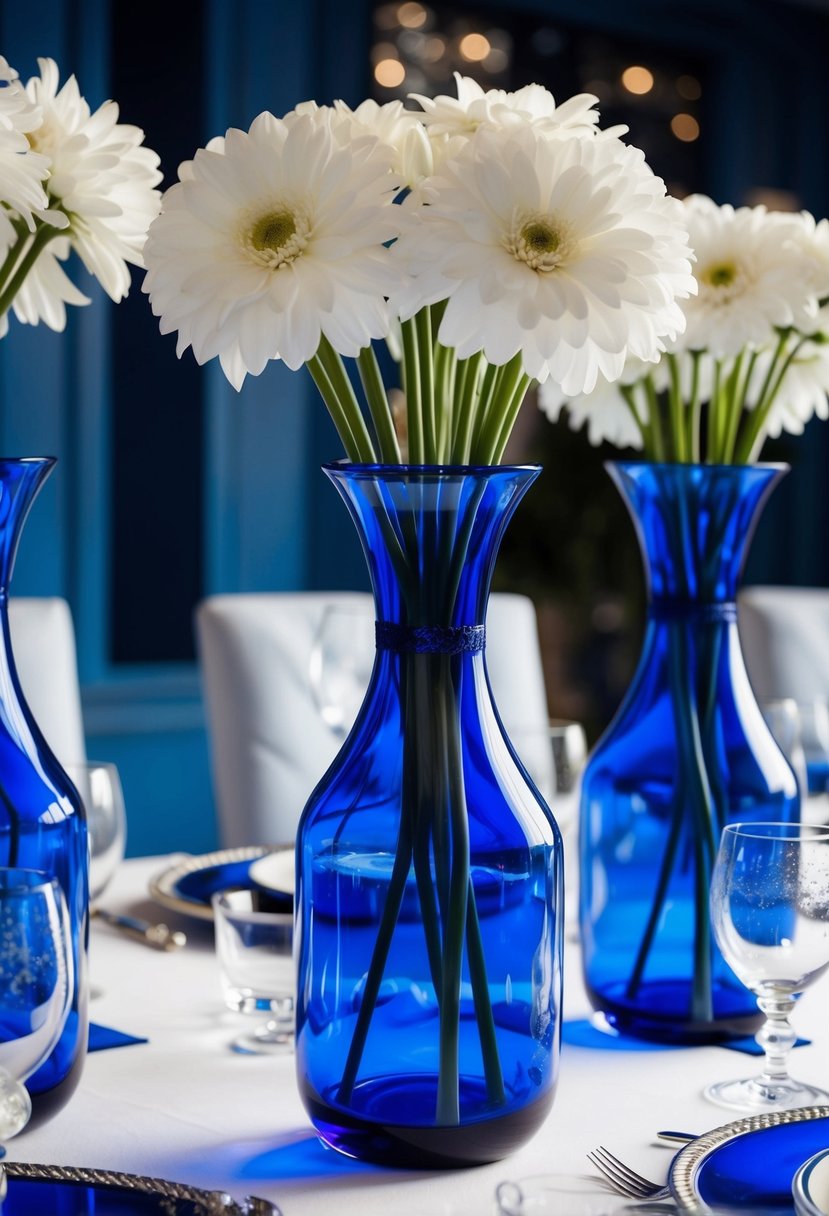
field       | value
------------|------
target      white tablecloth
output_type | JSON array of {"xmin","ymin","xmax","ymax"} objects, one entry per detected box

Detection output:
[{"xmin": 7, "ymin": 853, "xmax": 829, "ymax": 1215}]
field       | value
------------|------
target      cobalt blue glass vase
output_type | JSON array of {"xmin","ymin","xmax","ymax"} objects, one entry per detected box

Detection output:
[
  {"xmin": 0, "ymin": 457, "xmax": 88, "ymax": 1124},
  {"xmin": 295, "ymin": 464, "xmax": 563, "ymax": 1168},
  {"xmin": 580, "ymin": 461, "xmax": 798, "ymax": 1045}
]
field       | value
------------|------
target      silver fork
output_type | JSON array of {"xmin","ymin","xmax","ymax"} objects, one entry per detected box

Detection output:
[{"xmin": 587, "ymin": 1146, "xmax": 671, "ymax": 1201}]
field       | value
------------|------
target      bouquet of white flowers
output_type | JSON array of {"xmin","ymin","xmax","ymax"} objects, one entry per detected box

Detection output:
[
  {"xmin": 144, "ymin": 73, "xmax": 696, "ymax": 465},
  {"xmin": 541, "ymin": 193, "xmax": 829, "ymax": 463},
  {"xmin": 0, "ymin": 56, "xmax": 161, "ymax": 336}
]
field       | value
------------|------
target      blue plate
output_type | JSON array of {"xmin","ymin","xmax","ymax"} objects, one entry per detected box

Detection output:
[
  {"xmin": 2, "ymin": 1163, "xmax": 277, "ymax": 1215},
  {"xmin": 670, "ymin": 1106, "xmax": 829, "ymax": 1212},
  {"xmin": 149, "ymin": 845, "xmax": 293, "ymax": 920}
]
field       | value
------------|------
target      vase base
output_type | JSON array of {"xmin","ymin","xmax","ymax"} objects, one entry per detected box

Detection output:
[
  {"xmin": 588, "ymin": 988, "xmax": 763, "ymax": 1046},
  {"xmin": 302, "ymin": 1076, "xmax": 555, "ymax": 1168}
]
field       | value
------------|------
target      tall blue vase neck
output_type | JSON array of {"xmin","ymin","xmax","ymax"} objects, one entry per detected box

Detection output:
[
  {"xmin": 608, "ymin": 461, "xmax": 788, "ymax": 604},
  {"xmin": 323, "ymin": 464, "xmax": 540, "ymax": 627},
  {"xmin": 0, "ymin": 457, "xmax": 56, "ymax": 597}
]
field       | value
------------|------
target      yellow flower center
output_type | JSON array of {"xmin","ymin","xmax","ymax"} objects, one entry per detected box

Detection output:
[
  {"xmin": 508, "ymin": 213, "xmax": 569, "ymax": 272},
  {"xmin": 250, "ymin": 210, "xmax": 297, "ymax": 253},
  {"xmin": 702, "ymin": 260, "xmax": 738, "ymax": 288},
  {"xmin": 242, "ymin": 205, "xmax": 309, "ymax": 269},
  {"xmin": 522, "ymin": 221, "xmax": 560, "ymax": 255}
]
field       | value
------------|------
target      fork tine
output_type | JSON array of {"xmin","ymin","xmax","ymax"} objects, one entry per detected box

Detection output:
[
  {"xmin": 588, "ymin": 1147, "xmax": 660, "ymax": 1198},
  {"xmin": 586, "ymin": 1150, "xmax": 644, "ymax": 1197},
  {"xmin": 594, "ymin": 1146, "xmax": 663, "ymax": 1192}
]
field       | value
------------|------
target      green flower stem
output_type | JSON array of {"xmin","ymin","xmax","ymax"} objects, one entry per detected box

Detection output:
[
  {"xmin": 644, "ymin": 376, "xmax": 667, "ymax": 461},
  {"xmin": 313, "ymin": 336, "xmax": 377, "ymax": 462},
  {"xmin": 306, "ymin": 355, "xmax": 366, "ymax": 463},
  {"xmin": 452, "ymin": 353, "xmax": 484, "ymax": 463},
  {"xmin": 400, "ymin": 318, "xmax": 424, "ymax": 464},
  {"xmin": 0, "ymin": 221, "xmax": 62, "ymax": 321},
  {"xmin": 687, "ymin": 353, "xmax": 703, "ymax": 463},
  {"xmin": 436, "ymin": 654, "xmax": 470, "ymax": 1126},
  {"xmin": 469, "ymin": 362, "xmax": 499, "ymax": 458},
  {"xmin": 415, "ymin": 307, "xmax": 437, "ymax": 463},
  {"xmin": 666, "ymin": 355, "xmax": 686, "ymax": 462},
  {"xmin": 737, "ymin": 333, "xmax": 809, "ymax": 465},
  {"xmin": 477, "ymin": 356, "xmax": 525, "ymax": 456},
  {"xmin": 434, "ymin": 342, "xmax": 456, "ymax": 461},
  {"xmin": 465, "ymin": 875, "xmax": 506, "ymax": 1104},
  {"xmin": 336, "ymin": 812, "xmax": 415, "ymax": 1104},
  {"xmin": 356, "ymin": 345, "xmax": 401, "ymax": 464},
  {"xmin": 706, "ymin": 361, "xmax": 722, "ymax": 463},
  {"xmin": 620, "ymin": 384, "xmax": 650, "ymax": 452},
  {"xmin": 719, "ymin": 352, "xmax": 747, "ymax": 464},
  {"xmin": 491, "ymin": 374, "xmax": 533, "ymax": 464}
]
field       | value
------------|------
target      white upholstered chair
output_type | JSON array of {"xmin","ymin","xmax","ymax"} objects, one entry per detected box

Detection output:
[
  {"xmin": 196, "ymin": 591, "xmax": 551, "ymax": 848},
  {"xmin": 7, "ymin": 596, "xmax": 87, "ymax": 766},
  {"xmin": 739, "ymin": 586, "xmax": 829, "ymax": 703}
]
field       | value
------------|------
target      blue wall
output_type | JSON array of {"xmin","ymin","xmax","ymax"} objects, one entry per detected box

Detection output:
[{"xmin": 2, "ymin": 0, "xmax": 828, "ymax": 855}]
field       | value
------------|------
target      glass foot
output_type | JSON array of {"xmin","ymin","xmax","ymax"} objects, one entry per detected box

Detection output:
[
  {"xmin": 230, "ymin": 1018, "xmax": 294, "ymax": 1056},
  {"xmin": 705, "ymin": 1074, "xmax": 829, "ymax": 1113},
  {"xmin": 0, "ymin": 1069, "xmax": 32, "ymax": 1139}
]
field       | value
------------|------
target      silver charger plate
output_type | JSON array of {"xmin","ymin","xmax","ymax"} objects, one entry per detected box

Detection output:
[
  {"xmin": 670, "ymin": 1105, "xmax": 829, "ymax": 1212},
  {"xmin": 2, "ymin": 1161, "xmax": 280, "ymax": 1214},
  {"xmin": 149, "ymin": 845, "xmax": 292, "ymax": 921}
]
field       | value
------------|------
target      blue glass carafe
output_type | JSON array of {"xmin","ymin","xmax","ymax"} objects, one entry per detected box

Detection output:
[
  {"xmin": 0, "ymin": 457, "xmax": 88, "ymax": 1123},
  {"xmin": 580, "ymin": 461, "xmax": 798, "ymax": 1044},
  {"xmin": 295, "ymin": 464, "xmax": 563, "ymax": 1167}
]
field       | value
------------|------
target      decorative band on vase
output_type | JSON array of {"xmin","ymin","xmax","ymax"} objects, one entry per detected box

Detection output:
[
  {"xmin": 375, "ymin": 621, "xmax": 486, "ymax": 655},
  {"xmin": 649, "ymin": 600, "xmax": 738, "ymax": 624}
]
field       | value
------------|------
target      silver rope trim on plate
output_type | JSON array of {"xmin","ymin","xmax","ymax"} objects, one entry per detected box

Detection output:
[{"xmin": 3, "ymin": 1162, "xmax": 282, "ymax": 1215}]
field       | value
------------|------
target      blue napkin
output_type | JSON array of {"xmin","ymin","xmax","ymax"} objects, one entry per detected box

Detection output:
[
  {"xmin": 88, "ymin": 1021, "xmax": 148, "ymax": 1051},
  {"xmin": 562, "ymin": 1018, "xmax": 810, "ymax": 1054}
]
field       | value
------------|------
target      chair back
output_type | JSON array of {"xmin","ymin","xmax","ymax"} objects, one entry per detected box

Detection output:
[
  {"xmin": 739, "ymin": 585, "xmax": 829, "ymax": 703},
  {"xmin": 196, "ymin": 590, "xmax": 549, "ymax": 847},
  {"xmin": 7, "ymin": 596, "xmax": 87, "ymax": 767}
]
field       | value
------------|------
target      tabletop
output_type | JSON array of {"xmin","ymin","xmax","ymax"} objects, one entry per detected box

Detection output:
[{"xmin": 7, "ymin": 851, "xmax": 829, "ymax": 1215}]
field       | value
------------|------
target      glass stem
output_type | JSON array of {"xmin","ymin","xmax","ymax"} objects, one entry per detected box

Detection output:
[{"xmin": 755, "ymin": 991, "xmax": 798, "ymax": 1091}]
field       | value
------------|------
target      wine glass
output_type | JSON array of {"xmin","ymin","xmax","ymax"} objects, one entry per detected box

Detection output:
[
  {"xmin": 65, "ymin": 761, "xmax": 128, "ymax": 903},
  {"xmin": 212, "ymin": 889, "xmax": 294, "ymax": 1055},
  {"xmin": 309, "ymin": 603, "xmax": 375, "ymax": 736},
  {"xmin": 0, "ymin": 869, "xmax": 72, "ymax": 1149},
  {"xmin": 706, "ymin": 821, "xmax": 829, "ymax": 1111}
]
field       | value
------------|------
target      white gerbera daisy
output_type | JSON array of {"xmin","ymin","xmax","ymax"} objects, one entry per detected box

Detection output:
[
  {"xmin": 392, "ymin": 125, "xmax": 695, "ymax": 395},
  {"xmin": 24, "ymin": 57, "xmax": 162, "ymax": 301},
  {"xmin": 411, "ymin": 72, "xmax": 606, "ymax": 140},
  {"xmin": 143, "ymin": 108, "xmax": 402, "ymax": 388},
  {"xmin": 672, "ymin": 194, "xmax": 819, "ymax": 358},
  {"xmin": 0, "ymin": 55, "xmax": 51, "ymax": 240}
]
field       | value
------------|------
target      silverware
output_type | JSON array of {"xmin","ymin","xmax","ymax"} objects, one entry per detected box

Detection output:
[
  {"xmin": 92, "ymin": 907, "xmax": 186, "ymax": 951},
  {"xmin": 656, "ymin": 1130, "xmax": 698, "ymax": 1144},
  {"xmin": 587, "ymin": 1146, "xmax": 671, "ymax": 1201}
]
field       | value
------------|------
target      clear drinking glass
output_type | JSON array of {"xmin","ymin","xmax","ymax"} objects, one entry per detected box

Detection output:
[
  {"xmin": 0, "ymin": 869, "xmax": 72, "ymax": 1145},
  {"xmin": 309, "ymin": 602, "xmax": 374, "ymax": 736},
  {"xmin": 65, "ymin": 761, "xmax": 128, "ymax": 903},
  {"xmin": 510, "ymin": 719, "xmax": 588, "ymax": 835},
  {"xmin": 212, "ymin": 888, "xmax": 294, "ymax": 1055},
  {"xmin": 706, "ymin": 821, "xmax": 829, "ymax": 1111}
]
